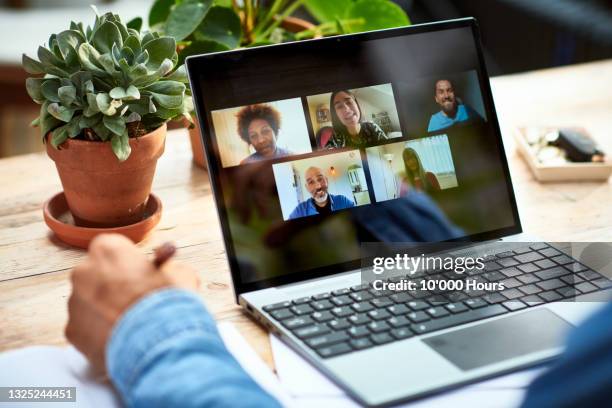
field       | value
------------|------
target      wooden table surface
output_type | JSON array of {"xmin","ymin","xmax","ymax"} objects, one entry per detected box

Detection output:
[{"xmin": 1, "ymin": 60, "xmax": 611, "ymax": 371}]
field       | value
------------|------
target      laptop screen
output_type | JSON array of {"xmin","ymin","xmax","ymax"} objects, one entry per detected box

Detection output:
[{"xmin": 187, "ymin": 19, "xmax": 520, "ymax": 294}]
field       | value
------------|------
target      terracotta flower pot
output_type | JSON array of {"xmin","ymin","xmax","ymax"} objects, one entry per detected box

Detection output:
[{"xmin": 46, "ymin": 124, "xmax": 167, "ymax": 228}]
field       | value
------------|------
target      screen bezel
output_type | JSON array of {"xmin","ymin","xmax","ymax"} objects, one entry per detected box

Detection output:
[{"xmin": 186, "ymin": 17, "xmax": 522, "ymax": 300}]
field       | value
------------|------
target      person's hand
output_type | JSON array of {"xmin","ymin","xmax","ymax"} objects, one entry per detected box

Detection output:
[{"xmin": 65, "ymin": 233, "xmax": 200, "ymax": 372}]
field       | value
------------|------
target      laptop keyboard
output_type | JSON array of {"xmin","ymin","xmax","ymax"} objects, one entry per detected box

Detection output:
[{"xmin": 262, "ymin": 243, "xmax": 612, "ymax": 358}]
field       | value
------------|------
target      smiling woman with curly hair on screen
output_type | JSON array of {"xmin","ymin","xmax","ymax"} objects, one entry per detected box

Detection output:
[{"xmin": 236, "ymin": 104, "xmax": 292, "ymax": 164}]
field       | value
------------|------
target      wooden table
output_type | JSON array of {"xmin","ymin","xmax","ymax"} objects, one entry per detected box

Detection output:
[{"xmin": 1, "ymin": 60, "xmax": 611, "ymax": 371}]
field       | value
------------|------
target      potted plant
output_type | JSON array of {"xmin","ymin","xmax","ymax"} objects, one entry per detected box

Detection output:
[
  {"xmin": 146, "ymin": 0, "xmax": 410, "ymax": 167},
  {"xmin": 23, "ymin": 8, "xmax": 191, "ymax": 228}
]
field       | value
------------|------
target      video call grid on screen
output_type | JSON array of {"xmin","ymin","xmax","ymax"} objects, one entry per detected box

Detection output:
[{"xmin": 190, "ymin": 23, "xmax": 520, "ymax": 288}]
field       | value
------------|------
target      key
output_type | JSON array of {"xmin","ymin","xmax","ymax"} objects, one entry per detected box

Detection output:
[
  {"xmin": 371, "ymin": 333, "xmax": 394, "ymax": 345},
  {"xmin": 518, "ymin": 284, "xmax": 541, "ymax": 295},
  {"xmin": 332, "ymin": 288, "xmax": 351, "ymax": 296},
  {"xmin": 348, "ymin": 313, "xmax": 371, "ymax": 325},
  {"xmin": 410, "ymin": 305, "xmax": 507, "ymax": 335},
  {"xmin": 317, "ymin": 342, "xmax": 352, "ymax": 358},
  {"xmin": 270, "ymin": 308, "xmax": 294, "ymax": 320},
  {"xmin": 311, "ymin": 300, "xmax": 333, "ymax": 310},
  {"xmin": 291, "ymin": 304, "xmax": 314, "ymax": 315},
  {"xmin": 351, "ymin": 302, "xmax": 374, "ymax": 313},
  {"xmin": 500, "ymin": 267, "xmax": 522, "ymax": 278},
  {"xmin": 535, "ymin": 266, "xmax": 569, "ymax": 280},
  {"xmin": 517, "ymin": 274, "xmax": 539, "ymax": 285},
  {"xmin": 445, "ymin": 302, "xmax": 469, "ymax": 313},
  {"xmin": 464, "ymin": 298, "xmax": 488, "ymax": 309},
  {"xmin": 517, "ymin": 263, "xmax": 540, "ymax": 273},
  {"xmin": 294, "ymin": 324, "xmax": 330, "ymax": 339},
  {"xmin": 536, "ymin": 279, "xmax": 565, "ymax": 291},
  {"xmin": 498, "ymin": 258, "xmax": 519, "ymax": 268},
  {"xmin": 407, "ymin": 300, "xmax": 429, "ymax": 311},
  {"xmin": 391, "ymin": 327, "xmax": 414, "ymax": 340},
  {"xmin": 367, "ymin": 321, "xmax": 391, "ymax": 333},
  {"xmin": 534, "ymin": 259, "xmax": 556, "ymax": 269},
  {"xmin": 538, "ymin": 247, "xmax": 561, "ymax": 258},
  {"xmin": 502, "ymin": 300, "xmax": 527, "ymax": 311},
  {"xmin": 283, "ymin": 316, "xmax": 313, "ymax": 330},
  {"xmin": 576, "ymin": 282, "xmax": 598, "ymax": 293},
  {"xmin": 350, "ymin": 338, "xmax": 373, "ymax": 350},
  {"xmin": 348, "ymin": 325, "xmax": 370, "ymax": 338},
  {"xmin": 407, "ymin": 311, "xmax": 430, "ymax": 323},
  {"xmin": 350, "ymin": 291, "xmax": 373, "ymax": 302},
  {"xmin": 368, "ymin": 309, "xmax": 391, "ymax": 320},
  {"xmin": 312, "ymin": 311, "xmax": 334, "ymax": 323},
  {"xmin": 539, "ymin": 291, "xmax": 562, "ymax": 303},
  {"xmin": 426, "ymin": 306, "xmax": 450, "ymax": 318},
  {"xmin": 331, "ymin": 295, "xmax": 352, "ymax": 306},
  {"xmin": 331, "ymin": 306, "xmax": 353, "ymax": 317},
  {"xmin": 328, "ymin": 319, "xmax": 351, "ymax": 331},
  {"xmin": 388, "ymin": 316, "xmax": 411, "ymax": 328},
  {"xmin": 551, "ymin": 255, "xmax": 573, "ymax": 265},
  {"xmin": 388, "ymin": 304, "xmax": 410, "ymax": 315},
  {"xmin": 293, "ymin": 297, "xmax": 311, "ymax": 305},
  {"xmin": 313, "ymin": 293, "xmax": 331, "ymax": 300},
  {"xmin": 371, "ymin": 297, "xmax": 394, "ymax": 308},
  {"xmin": 514, "ymin": 252, "xmax": 544, "ymax": 264},
  {"xmin": 263, "ymin": 301, "xmax": 291, "ymax": 312}
]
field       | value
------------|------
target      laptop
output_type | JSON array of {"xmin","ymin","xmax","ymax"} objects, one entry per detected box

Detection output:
[{"xmin": 186, "ymin": 18, "xmax": 611, "ymax": 406}]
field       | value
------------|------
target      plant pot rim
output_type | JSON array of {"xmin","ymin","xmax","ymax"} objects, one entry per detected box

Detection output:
[{"xmin": 47, "ymin": 122, "xmax": 167, "ymax": 149}]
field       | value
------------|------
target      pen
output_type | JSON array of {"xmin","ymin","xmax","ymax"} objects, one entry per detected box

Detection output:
[{"xmin": 153, "ymin": 242, "xmax": 176, "ymax": 268}]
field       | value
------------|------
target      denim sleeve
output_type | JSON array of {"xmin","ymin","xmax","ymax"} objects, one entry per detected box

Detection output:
[
  {"xmin": 521, "ymin": 302, "xmax": 612, "ymax": 408},
  {"xmin": 106, "ymin": 288, "xmax": 282, "ymax": 408}
]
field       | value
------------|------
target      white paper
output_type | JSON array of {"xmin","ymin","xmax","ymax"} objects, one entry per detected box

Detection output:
[{"xmin": 270, "ymin": 334, "xmax": 542, "ymax": 407}]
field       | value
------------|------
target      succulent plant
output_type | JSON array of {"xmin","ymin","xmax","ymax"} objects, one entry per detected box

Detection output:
[{"xmin": 23, "ymin": 8, "xmax": 192, "ymax": 161}]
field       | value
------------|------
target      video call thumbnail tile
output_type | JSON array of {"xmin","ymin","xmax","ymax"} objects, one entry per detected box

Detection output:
[
  {"xmin": 211, "ymin": 98, "xmax": 312, "ymax": 168},
  {"xmin": 398, "ymin": 70, "xmax": 487, "ymax": 137},
  {"xmin": 272, "ymin": 150, "xmax": 371, "ymax": 221},
  {"xmin": 366, "ymin": 135, "xmax": 458, "ymax": 203},
  {"xmin": 306, "ymin": 84, "xmax": 403, "ymax": 150}
]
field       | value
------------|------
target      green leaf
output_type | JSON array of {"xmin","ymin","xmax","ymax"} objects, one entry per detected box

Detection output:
[
  {"xmin": 96, "ymin": 93, "xmax": 118, "ymax": 115},
  {"xmin": 48, "ymin": 103, "xmax": 75, "ymax": 122},
  {"xmin": 131, "ymin": 58, "xmax": 174, "ymax": 87},
  {"xmin": 165, "ymin": 0, "xmax": 212, "ymax": 41},
  {"xmin": 126, "ymin": 85, "xmax": 140, "ymax": 100},
  {"xmin": 164, "ymin": 65, "xmax": 188, "ymax": 83},
  {"xmin": 58, "ymin": 85, "xmax": 77, "ymax": 106},
  {"xmin": 109, "ymin": 87, "xmax": 127, "ymax": 99},
  {"xmin": 126, "ymin": 17, "xmax": 143, "ymax": 31},
  {"xmin": 178, "ymin": 40, "xmax": 229, "ymax": 65},
  {"xmin": 78, "ymin": 43, "xmax": 106, "ymax": 74},
  {"xmin": 304, "ymin": 0, "xmax": 352, "ymax": 23},
  {"xmin": 193, "ymin": 6, "xmax": 241, "ymax": 49},
  {"xmin": 37, "ymin": 46, "xmax": 68, "ymax": 77},
  {"xmin": 213, "ymin": 0, "xmax": 232, "ymax": 6},
  {"xmin": 25, "ymin": 78, "xmax": 45, "ymax": 103},
  {"xmin": 51, "ymin": 125, "xmax": 69, "ymax": 147},
  {"xmin": 22, "ymin": 54, "xmax": 44, "ymax": 74},
  {"xmin": 41, "ymin": 79, "xmax": 61, "ymax": 102},
  {"xmin": 66, "ymin": 115, "xmax": 82, "ymax": 137},
  {"xmin": 92, "ymin": 21, "xmax": 123, "ymax": 54},
  {"xmin": 124, "ymin": 34, "xmax": 142, "ymax": 55},
  {"xmin": 144, "ymin": 80, "xmax": 185, "ymax": 108},
  {"xmin": 111, "ymin": 131, "xmax": 131, "ymax": 161},
  {"xmin": 103, "ymin": 114, "xmax": 126, "ymax": 136},
  {"xmin": 125, "ymin": 111, "xmax": 141, "ymax": 123},
  {"xmin": 345, "ymin": 0, "xmax": 410, "ymax": 33},
  {"xmin": 39, "ymin": 102, "xmax": 62, "ymax": 140},
  {"xmin": 56, "ymin": 30, "xmax": 86, "ymax": 59},
  {"xmin": 143, "ymin": 37, "xmax": 176, "ymax": 70},
  {"xmin": 149, "ymin": 0, "xmax": 175, "ymax": 27}
]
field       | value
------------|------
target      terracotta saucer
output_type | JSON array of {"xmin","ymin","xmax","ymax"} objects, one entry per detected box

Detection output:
[{"xmin": 43, "ymin": 192, "xmax": 162, "ymax": 249}]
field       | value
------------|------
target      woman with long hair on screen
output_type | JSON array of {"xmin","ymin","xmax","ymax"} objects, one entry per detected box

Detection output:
[
  {"xmin": 325, "ymin": 90, "xmax": 387, "ymax": 149},
  {"xmin": 399, "ymin": 147, "xmax": 440, "ymax": 195}
]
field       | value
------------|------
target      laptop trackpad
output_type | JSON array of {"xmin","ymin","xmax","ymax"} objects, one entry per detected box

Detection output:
[{"xmin": 423, "ymin": 309, "xmax": 572, "ymax": 371}]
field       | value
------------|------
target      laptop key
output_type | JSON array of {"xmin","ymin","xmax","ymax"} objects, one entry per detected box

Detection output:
[
  {"xmin": 551, "ymin": 255, "xmax": 573, "ymax": 265},
  {"xmin": 331, "ymin": 306, "xmax": 353, "ymax": 317},
  {"xmin": 518, "ymin": 284, "xmax": 541, "ymax": 295},
  {"xmin": 348, "ymin": 313, "xmax": 371, "ymax": 326},
  {"xmin": 331, "ymin": 295, "xmax": 352, "ymax": 306},
  {"xmin": 293, "ymin": 296, "xmax": 311, "ymax": 305},
  {"xmin": 312, "ymin": 292, "xmax": 331, "ymax": 300},
  {"xmin": 496, "ymin": 251, "xmax": 515, "ymax": 258},
  {"xmin": 592, "ymin": 278, "xmax": 612, "ymax": 290},
  {"xmin": 530, "ymin": 243, "xmax": 549, "ymax": 251},
  {"xmin": 560, "ymin": 275, "xmax": 583, "ymax": 285},
  {"xmin": 539, "ymin": 291, "xmax": 563, "ymax": 303},
  {"xmin": 331, "ymin": 288, "xmax": 351, "ymax": 296},
  {"xmin": 464, "ymin": 298, "xmax": 488, "ymax": 309},
  {"xmin": 317, "ymin": 342, "xmax": 352, "ymax": 358},
  {"xmin": 521, "ymin": 295, "xmax": 544, "ymax": 306},
  {"xmin": 498, "ymin": 258, "xmax": 519, "ymax": 268},
  {"xmin": 388, "ymin": 304, "xmax": 410, "ymax": 315},
  {"xmin": 311, "ymin": 300, "xmax": 334, "ymax": 311},
  {"xmin": 536, "ymin": 279, "xmax": 565, "ymax": 291},
  {"xmin": 501, "ymin": 277, "xmax": 521, "ymax": 288},
  {"xmin": 407, "ymin": 311, "xmax": 430, "ymax": 323},
  {"xmin": 484, "ymin": 261, "xmax": 502, "ymax": 271},
  {"xmin": 534, "ymin": 259, "xmax": 556, "ymax": 270},
  {"xmin": 513, "ymin": 246, "xmax": 533, "ymax": 255},
  {"xmin": 328, "ymin": 318, "xmax": 351, "ymax": 331},
  {"xmin": 350, "ymin": 291, "xmax": 373, "ymax": 302},
  {"xmin": 538, "ymin": 247, "xmax": 561, "ymax": 258},
  {"xmin": 371, "ymin": 297, "xmax": 394, "ymax": 308},
  {"xmin": 517, "ymin": 263, "xmax": 540, "ymax": 273},
  {"xmin": 368, "ymin": 321, "xmax": 391, "ymax": 333},
  {"xmin": 576, "ymin": 282, "xmax": 598, "ymax": 293},
  {"xmin": 351, "ymin": 301, "xmax": 374, "ymax": 313},
  {"xmin": 368, "ymin": 309, "xmax": 391, "ymax": 320},
  {"xmin": 306, "ymin": 331, "xmax": 350, "ymax": 349},
  {"xmin": 312, "ymin": 311, "xmax": 334, "ymax": 323},
  {"xmin": 371, "ymin": 333, "xmax": 394, "ymax": 345},
  {"xmin": 500, "ymin": 267, "xmax": 522, "ymax": 278},
  {"xmin": 514, "ymin": 252, "xmax": 544, "ymax": 264},
  {"xmin": 517, "ymin": 274, "xmax": 540, "ymax": 285},
  {"xmin": 388, "ymin": 316, "xmax": 411, "ymax": 328},
  {"xmin": 577, "ymin": 270, "xmax": 603, "ymax": 281},
  {"xmin": 407, "ymin": 300, "xmax": 429, "ymax": 311},
  {"xmin": 391, "ymin": 327, "xmax": 414, "ymax": 340},
  {"xmin": 565, "ymin": 263, "xmax": 588, "ymax": 273},
  {"xmin": 483, "ymin": 271, "xmax": 505, "ymax": 282},
  {"xmin": 426, "ymin": 306, "xmax": 450, "ymax": 318},
  {"xmin": 502, "ymin": 300, "xmax": 527, "ymax": 311},
  {"xmin": 295, "ymin": 324, "xmax": 330, "ymax": 339},
  {"xmin": 270, "ymin": 308, "xmax": 294, "ymax": 320},
  {"xmin": 348, "ymin": 325, "xmax": 370, "ymax": 338},
  {"xmin": 410, "ymin": 305, "xmax": 507, "ymax": 335},
  {"xmin": 283, "ymin": 316, "xmax": 314, "ymax": 330},
  {"xmin": 501, "ymin": 288, "xmax": 523, "ymax": 300},
  {"xmin": 445, "ymin": 302, "xmax": 469, "ymax": 314},
  {"xmin": 263, "ymin": 301, "xmax": 291, "ymax": 312},
  {"xmin": 483, "ymin": 293, "xmax": 506, "ymax": 304},
  {"xmin": 291, "ymin": 304, "xmax": 314, "ymax": 315},
  {"xmin": 556, "ymin": 286, "xmax": 580, "ymax": 299},
  {"xmin": 535, "ymin": 266, "xmax": 568, "ymax": 280},
  {"xmin": 391, "ymin": 293, "xmax": 412, "ymax": 303},
  {"xmin": 350, "ymin": 283, "xmax": 370, "ymax": 292},
  {"xmin": 350, "ymin": 338, "xmax": 373, "ymax": 350}
]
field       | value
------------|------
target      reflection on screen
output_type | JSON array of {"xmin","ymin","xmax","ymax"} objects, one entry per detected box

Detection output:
[{"xmin": 196, "ymin": 26, "xmax": 517, "ymax": 287}]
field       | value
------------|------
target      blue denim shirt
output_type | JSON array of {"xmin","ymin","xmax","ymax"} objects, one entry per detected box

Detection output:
[
  {"xmin": 288, "ymin": 194, "xmax": 355, "ymax": 220},
  {"xmin": 107, "ymin": 288, "xmax": 281, "ymax": 408}
]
